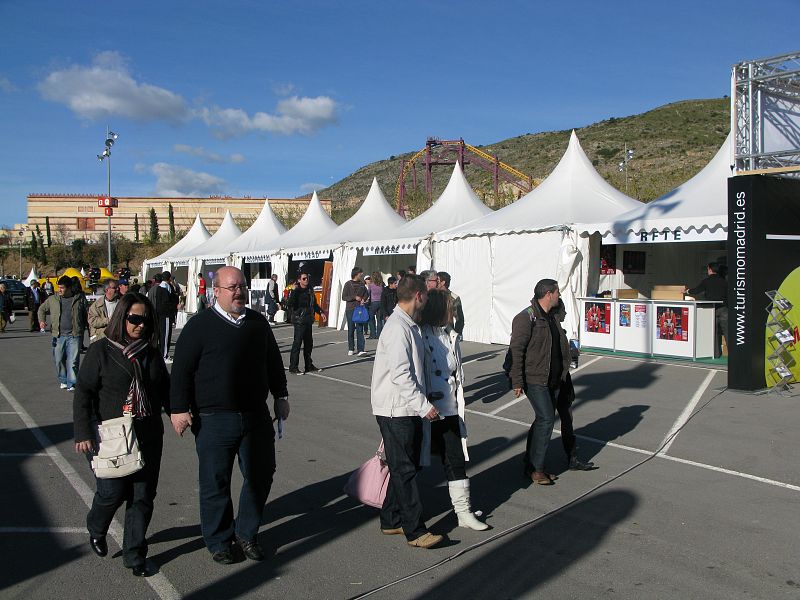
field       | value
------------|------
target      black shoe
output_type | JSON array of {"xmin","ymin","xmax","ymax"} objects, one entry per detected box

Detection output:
[
  {"xmin": 237, "ymin": 538, "xmax": 265, "ymax": 561},
  {"xmin": 132, "ymin": 564, "xmax": 150, "ymax": 577},
  {"xmin": 212, "ymin": 548, "xmax": 237, "ymax": 564},
  {"xmin": 288, "ymin": 367, "xmax": 302, "ymax": 375},
  {"xmin": 89, "ymin": 536, "xmax": 108, "ymax": 557},
  {"xmin": 568, "ymin": 455, "xmax": 596, "ymax": 471},
  {"xmin": 304, "ymin": 365, "xmax": 322, "ymax": 374}
]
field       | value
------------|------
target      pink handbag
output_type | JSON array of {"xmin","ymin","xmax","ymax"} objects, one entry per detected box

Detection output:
[{"xmin": 343, "ymin": 441, "xmax": 390, "ymax": 508}]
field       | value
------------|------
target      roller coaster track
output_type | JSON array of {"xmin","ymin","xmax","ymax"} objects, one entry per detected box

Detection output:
[{"xmin": 395, "ymin": 137, "xmax": 537, "ymax": 212}]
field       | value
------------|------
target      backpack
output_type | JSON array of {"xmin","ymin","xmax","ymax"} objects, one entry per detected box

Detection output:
[{"xmin": 502, "ymin": 306, "xmax": 536, "ymax": 389}]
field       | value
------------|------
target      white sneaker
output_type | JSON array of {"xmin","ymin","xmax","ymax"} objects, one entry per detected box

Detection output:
[
  {"xmin": 164, "ymin": 357, "xmax": 173, "ymax": 364},
  {"xmin": 59, "ymin": 383, "xmax": 68, "ymax": 390},
  {"xmin": 348, "ymin": 350, "xmax": 354, "ymax": 356},
  {"xmin": 66, "ymin": 386, "xmax": 75, "ymax": 392},
  {"xmin": 358, "ymin": 351, "xmax": 368, "ymax": 356}
]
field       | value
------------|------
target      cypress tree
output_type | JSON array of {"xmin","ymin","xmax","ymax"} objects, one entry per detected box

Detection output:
[
  {"xmin": 148, "ymin": 208, "xmax": 159, "ymax": 243},
  {"xmin": 134, "ymin": 214, "xmax": 140, "ymax": 242},
  {"xmin": 45, "ymin": 216, "xmax": 52, "ymax": 246},
  {"xmin": 168, "ymin": 203, "xmax": 176, "ymax": 242}
]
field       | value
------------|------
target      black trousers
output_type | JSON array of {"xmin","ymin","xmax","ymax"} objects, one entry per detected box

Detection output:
[
  {"xmin": 376, "ymin": 415, "xmax": 428, "ymax": 541},
  {"xmin": 86, "ymin": 418, "xmax": 163, "ymax": 568},
  {"xmin": 430, "ymin": 415, "xmax": 467, "ymax": 481},
  {"xmin": 289, "ymin": 322, "xmax": 314, "ymax": 370},
  {"xmin": 715, "ymin": 307, "xmax": 728, "ymax": 359},
  {"xmin": 556, "ymin": 385, "xmax": 576, "ymax": 457}
]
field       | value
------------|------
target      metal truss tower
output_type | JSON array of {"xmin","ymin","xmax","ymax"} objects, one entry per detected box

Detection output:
[{"xmin": 733, "ymin": 51, "xmax": 800, "ymax": 175}]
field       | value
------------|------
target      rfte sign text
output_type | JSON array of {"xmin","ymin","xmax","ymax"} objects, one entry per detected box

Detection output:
[{"xmin": 640, "ymin": 229, "xmax": 682, "ymax": 242}]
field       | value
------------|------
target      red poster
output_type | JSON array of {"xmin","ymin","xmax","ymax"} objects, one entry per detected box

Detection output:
[
  {"xmin": 656, "ymin": 305, "xmax": 688, "ymax": 341},
  {"xmin": 585, "ymin": 302, "xmax": 611, "ymax": 334}
]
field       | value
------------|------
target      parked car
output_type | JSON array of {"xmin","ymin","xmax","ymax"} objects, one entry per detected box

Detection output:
[{"xmin": 0, "ymin": 279, "xmax": 28, "ymax": 310}]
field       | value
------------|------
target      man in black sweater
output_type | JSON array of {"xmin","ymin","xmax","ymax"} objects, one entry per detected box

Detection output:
[
  {"xmin": 287, "ymin": 270, "xmax": 327, "ymax": 374},
  {"xmin": 169, "ymin": 266, "xmax": 289, "ymax": 565},
  {"xmin": 686, "ymin": 262, "xmax": 728, "ymax": 358}
]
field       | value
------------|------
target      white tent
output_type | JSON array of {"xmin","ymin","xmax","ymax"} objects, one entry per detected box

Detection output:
[
  {"xmin": 181, "ymin": 211, "xmax": 243, "ymax": 312},
  {"xmin": 576, "ymin": 134, "xmax": 732, "ymax": 294},
  {"xmin": 144, "ymin": 214, "xmax": 211, "ymax": 269},
  {"xmin": 366, "ymin": 162, "xmax": 494, "ymax": 271},
  {"xmin": 227, "ymin": 199, "xmax": 287, "ymax": 255},
  {"xmin": 283, "ymin": 179, "xmax": 407, "ymax": 328},
  {"xmin": 431, "ymin": 131, "xmax": 643, "ymax": 343},
  {"xmin": 234, "ymin": 191, "xmax": 338, "ymax": 291},
  {"xmin": 23, "ymin": 267, "xmax": 39, "ymax": 287}
]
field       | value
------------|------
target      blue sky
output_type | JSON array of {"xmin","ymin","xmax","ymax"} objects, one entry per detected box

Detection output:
[{"xmin": 0, "ymin": 0, "xmax": 796, "ymax": 226}]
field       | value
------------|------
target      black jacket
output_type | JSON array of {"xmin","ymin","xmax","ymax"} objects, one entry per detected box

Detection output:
[
  {"xmin": 288, "ymin": 285, "xmax": 322, "ymax": 325},
  {"xmin": 73, "ymin": 338, "xmax": 170, "ymax": 443},
  {"xmin": 381, "ymin": 287, "xmax": 398, "ymax": 318}
]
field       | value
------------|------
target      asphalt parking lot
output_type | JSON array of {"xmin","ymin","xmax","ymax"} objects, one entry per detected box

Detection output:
[{"xmin": 1, "ymin": 316, "xmax": 799, "ymax": 599}]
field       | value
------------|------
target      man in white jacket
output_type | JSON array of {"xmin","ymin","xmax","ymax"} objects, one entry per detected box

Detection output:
[{"xmin": 371, "ymin": 274, "xmax": 442, "ymax": 549}]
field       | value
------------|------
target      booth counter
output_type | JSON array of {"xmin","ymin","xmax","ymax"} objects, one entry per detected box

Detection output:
[{"xmin": 578, "ymin": 298, "xmax": 720, "ymax": 360}]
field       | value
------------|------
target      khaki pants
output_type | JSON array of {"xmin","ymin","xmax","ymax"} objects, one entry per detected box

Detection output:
[{"xmin": 0, "ymin": 314, "xmax": 7, "ymax": 332}]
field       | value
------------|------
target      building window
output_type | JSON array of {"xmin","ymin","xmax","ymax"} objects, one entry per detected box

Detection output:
[{"xmin": 77, "ymin": 218, "xmax": 96, "ymax": 231}]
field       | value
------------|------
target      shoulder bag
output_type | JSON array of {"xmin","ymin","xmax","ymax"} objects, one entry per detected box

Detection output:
[
  {"xmin": 343, "ymin": 441, "xmax": 390, "ymax": 508},
  {"xmin": 352, "ymin": 305, "xmax": 369, "ymax": 323},
  {"xmin": 91, "ymin": 412, "xmax": 145, "ymax": 479}
]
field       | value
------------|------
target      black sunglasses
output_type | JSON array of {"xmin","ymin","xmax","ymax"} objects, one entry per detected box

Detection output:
[{"xmin": 126, "ymin": 314, "xmax": 146, "ymax": 326}]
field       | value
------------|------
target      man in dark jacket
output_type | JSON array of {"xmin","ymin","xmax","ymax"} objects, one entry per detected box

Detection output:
[
  {"xmin": 509, "ymin": 278, "xmax": 571, "ymax": 486},
  {"xmin": 341, "ymin": 267, "xmax": 368, "ymax": 356},
  {"xmin": 26, "ymin": 279, "xmax": 47, "ymax": 331},
  {"xmin": 381, "ymin": 276, "xmax": 398, "ymax": 320},
  {"xmin": 147, "ymin": 274, "xmax": 170, "ymax": 360},
  {"xmin": 287, "ymin": 271, "xmax": 327, "ymax": 374},
  {"xmin": 686, "ymin": 262, "xmax": 727, "ymax": 358},
  {"xmin": 169, "ymin": 266, "xmax": 289, "ymax": 565}
]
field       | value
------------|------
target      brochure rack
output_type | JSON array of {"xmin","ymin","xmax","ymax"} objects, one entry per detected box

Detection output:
[{"xmin": 765, "ymin": 290, "xmax": 796, "ymax": 390}]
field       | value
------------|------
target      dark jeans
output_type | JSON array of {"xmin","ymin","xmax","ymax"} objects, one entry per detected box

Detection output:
[
  {"xmin": 345, "ymin": 308, "xmax": 366, "ymax": 352},
  {"xmin": 194, "ymin": 411, "xmax": 276, "ymax": 553},
  {"xmin": 289, "ymin": 322, "xmax": 314, "ymax": 370},
  {"xmin": 715, "ymin": 307, "xmax": 728, "ymax": 359},
  {"xmin": 376, "ymin": 415, "xmax": 428, "ymax": 541},
  {"xmin": 163, "ymin": 317, "xmax": 174, "ymax": 359},
  {"xmin": 430, "ymin": 415, "xmax": 467, "ymax": 481},
  {"xmin": 86, "ymin": 418, "xmax": 163, "ymax": 568},
  {"xmin": 523, "ymin": 384, "xmax": 557, "ymax": 473},
  {"xmin": 368, "ymin": 303, "xmax": 384, "ymax": 338},
  {"xmin": 555, "ymin": 387, "xmax": 575, "ymax": 457}
]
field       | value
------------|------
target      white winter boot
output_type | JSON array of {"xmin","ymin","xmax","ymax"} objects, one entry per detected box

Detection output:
[{"xmin": 448, "ymin": 479, "xmax": 489, "ymax": 531}]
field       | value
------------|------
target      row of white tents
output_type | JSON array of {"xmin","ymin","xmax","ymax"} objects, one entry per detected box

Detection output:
[{"xmin": 142, "ymin": 130, "xmax": 732, "ymax": 344}]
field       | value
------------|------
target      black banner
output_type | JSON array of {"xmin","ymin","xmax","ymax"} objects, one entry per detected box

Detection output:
[{"xmin": 727, "ymin": 175, "xmax": 800, "ymax": 390}]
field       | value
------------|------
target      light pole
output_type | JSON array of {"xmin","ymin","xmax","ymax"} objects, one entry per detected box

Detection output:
[
  {"xmin": 618, "ymin": 144, "xmax": 634, "ymax": 195},
  {"xmin": 97, "ymin": 129, "xmax": 119, "ymax": 272},
  {"xmin": 17, "ymin": 228, "xmax": 26, "ymax": 279}
]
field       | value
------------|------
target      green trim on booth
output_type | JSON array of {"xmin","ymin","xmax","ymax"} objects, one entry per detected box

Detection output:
[{"xmin": 582, "ymin": 347, "xmax": 728, "ymax": 368}]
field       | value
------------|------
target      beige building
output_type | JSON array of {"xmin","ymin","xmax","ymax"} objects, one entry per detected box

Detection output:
[{"xmin": 26, "ymin": 194, "xmax": 330, "ymax": 242}]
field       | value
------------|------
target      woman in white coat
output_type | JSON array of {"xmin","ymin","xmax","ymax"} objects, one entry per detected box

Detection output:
[{"xmin": 419, "ymin": 289, "xmax": 488, "ymax": 531}]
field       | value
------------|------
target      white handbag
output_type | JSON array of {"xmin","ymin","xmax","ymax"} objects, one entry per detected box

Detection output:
[{"xmin": 91, "ymin": 413, "xmax": 145, "ymax": 479}]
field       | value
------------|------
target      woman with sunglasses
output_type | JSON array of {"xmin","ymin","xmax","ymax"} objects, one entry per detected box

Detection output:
[{"xmin": 74, "ymin": 293, "xmax": 170, "ymax": 577}]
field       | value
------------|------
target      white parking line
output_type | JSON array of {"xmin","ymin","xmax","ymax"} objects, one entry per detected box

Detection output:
[
  {"xmin": 295, "ymin": 368, "xmax": 800, "ymax": 493},
  {"xmin": 0, "ymin": 526, "xmax": 86, "ymax": 534},
  {"xmin": 273, "ymin": 328, "xmax": 341, "ymax": 341},
  {"xmin": 659, "ymin": 369, "xmax": 717, "ymax": 454},
  {"xmin": 0, "ymin": 379, "xmax": 181, "ymax": 600},
  {"xmin": 0, "ymin": 452, "xmax": 49, "ymax": 457}
]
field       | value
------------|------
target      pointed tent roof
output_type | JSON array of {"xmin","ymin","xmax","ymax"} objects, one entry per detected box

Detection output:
[
  {"xmin": 235, "ymin": 192, "xmax": 338, "ymax": 261},
  {"xmin": 189, "ymin": 211, "xmax": 243, "ymax": 260},
  {"xmin": 396, "ymin": 162, "xmax": 492, "ymax": 238},
  {"xmin": 226, "ymin": 199, "xmax": 287, "ymax": 254},
  {"xmin": 24, "ymin": 267, "xmax": 39, "ymax": 286},
  {"xmin": 578, "ymin": 133, "xmax": 732, "ymax": 238},
  {"xmin": 436, "ymin": 131, "xmax": 642, "ymax": 241},
  {"xmin": 153, "ymin": 215, "xmax": 212, "ymax": 261},
  {"xmin": 283, "ymin": 179, "xmax": 406, "ymax": 256}
]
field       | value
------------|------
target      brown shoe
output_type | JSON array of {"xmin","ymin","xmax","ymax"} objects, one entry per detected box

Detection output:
[
  {"xmin": 407, "ymin": 532, "xmax": 444, "ymax": 549},
  {"xmin": 381, "ymin": 527, "xmax": 404, "ymax": 535},
  {"xmin": 531, "ymin": 471, "xmax": 555, "ymax": 485}
]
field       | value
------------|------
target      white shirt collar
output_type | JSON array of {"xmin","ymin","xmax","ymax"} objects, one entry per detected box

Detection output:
[{"xmin": 213, "ymin": 302, "xmax": 246, "ymax": 324}]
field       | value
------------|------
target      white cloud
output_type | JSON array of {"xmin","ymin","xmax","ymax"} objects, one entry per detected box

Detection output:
[
  {"xmin": 0, "ymin": 76, "xmax": 17, "ymax": 93},
  {"xmin": 199, "ymin": 95, "xmax": 339, "ymax": 138},
  {"xmin": 150, "ymin": 162, "xmax": 226, "ymax": 197},
  {"xmin": 173, "ymin": 144, "xmax": 245, "ymax": 164},
  {"xmin": 271, "ymin": 82, "xmax": 296, "ymax": 96},
  {"xmin": 38, "ymin": 51, "xmax": 189, "ymax": 121},
  {"xmin": 300, "ymin": 182, "xmax": 326, "ymax": 193}
]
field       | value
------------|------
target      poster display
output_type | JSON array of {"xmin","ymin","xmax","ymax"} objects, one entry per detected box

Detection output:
[
  {"xmin": 585, "ymin": 302, "xmax": 611, "ymax": 334},
  {"xmin": 619, "ymin": 304, "xmax": 631, "ymax": 327},
  {"xmin": 656, "ymin": 305, "xmax": 689, "ymax": 342},
  {"xmin": 633, "ymin": 304, "xmax": 648, "ymax": 328}
]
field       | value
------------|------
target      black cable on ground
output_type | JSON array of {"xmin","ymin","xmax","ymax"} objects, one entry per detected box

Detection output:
[{"xmin": 348, "ymin": 385, "xmax": 729, "ymax": 600}]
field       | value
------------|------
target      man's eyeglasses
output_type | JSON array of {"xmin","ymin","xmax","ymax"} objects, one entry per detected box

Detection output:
[
  {"xmin": 126, "ymin": 314, "xmax": 146, "ymax": 326},
  {"xmin": 216, "ymin": 284, "xmax": 248, "ymax": 292}
]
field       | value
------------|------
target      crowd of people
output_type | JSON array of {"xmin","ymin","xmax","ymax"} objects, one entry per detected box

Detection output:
[{"xmin": 7, "ymin": 263, "xmax": 596, "ymax": 573}]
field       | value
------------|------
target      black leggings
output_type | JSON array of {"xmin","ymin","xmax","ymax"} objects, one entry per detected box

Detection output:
[{"xmin": 430, "ymin": 415, "xmax": 467, "ymax": 481}]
